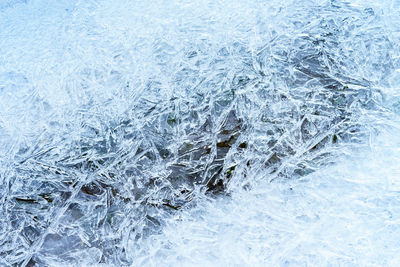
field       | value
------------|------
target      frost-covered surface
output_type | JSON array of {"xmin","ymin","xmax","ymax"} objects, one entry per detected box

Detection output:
[
  {"xmin": 0, "ymin": 0, "xmax": 400, "ymax": 266},
  {"xmin": 137, "ymin": 120, "xmax": 400, "ymax": 266}
]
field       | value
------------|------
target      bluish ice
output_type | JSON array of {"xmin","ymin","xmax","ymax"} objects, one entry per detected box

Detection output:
[{"xmin": 1, "ymin": 0, "xmax": 400, "ymax": 266}]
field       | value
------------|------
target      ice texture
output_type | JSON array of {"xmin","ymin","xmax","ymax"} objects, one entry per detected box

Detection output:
[
  {"xmin": 135, "ymin": 123, "xmax": 400, "ymax": 266},
  {"xmin": 0, "ymin": 0, "xmax": 400, "ymax": 266}
]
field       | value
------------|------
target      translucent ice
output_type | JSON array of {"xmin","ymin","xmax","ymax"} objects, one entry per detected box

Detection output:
[
  {"xmin": 135, "ymin": 120, "xmax": 400, "ymax": 266},
  {"xmin": 0, "ymin": 0, "xmax": 399, "ymax": 266}
]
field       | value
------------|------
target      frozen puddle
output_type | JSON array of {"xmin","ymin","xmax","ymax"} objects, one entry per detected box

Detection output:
[
  {"xmin": 1, "ymin": 0, "xmax": 400, "ymax": 266},
  {"xmin": 135, "ymin": 123, "xmax": 400, "ymax": 266}
]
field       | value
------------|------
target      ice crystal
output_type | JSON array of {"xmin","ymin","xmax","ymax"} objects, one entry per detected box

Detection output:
[{"xmin": 0, "ymin": 0, "xmax": 399, "ymax": 266}]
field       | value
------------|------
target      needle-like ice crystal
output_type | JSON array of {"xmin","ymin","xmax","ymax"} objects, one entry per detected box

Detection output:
[{"xmin": 0, "ymin": 0, "xmax": 399, "ymax": 266}]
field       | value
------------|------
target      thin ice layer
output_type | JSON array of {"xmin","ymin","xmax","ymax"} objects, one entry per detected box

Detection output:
[{"xmin": 0, "ymin": 0, "xmax": 399, "ymax": 266}]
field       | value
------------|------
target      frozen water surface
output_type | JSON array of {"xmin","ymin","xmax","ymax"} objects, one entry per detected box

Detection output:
[{"xmin": 0, "ymin": 0, "xmax": 400, "ymax": 266}]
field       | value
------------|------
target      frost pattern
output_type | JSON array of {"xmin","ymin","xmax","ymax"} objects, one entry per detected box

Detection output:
[{"xmin": 0, "ymin": 0, "xmax": 399, "ymax": 266}]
